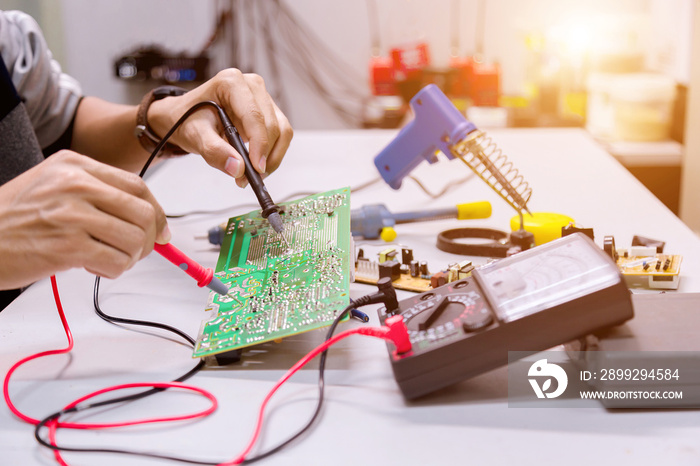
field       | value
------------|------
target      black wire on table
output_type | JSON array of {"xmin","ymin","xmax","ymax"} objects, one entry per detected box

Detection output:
[
  {"xmin": 241, "ymin": 302, "xmax": 355, "ymax": 464},
  {"xmin": 32, "ymin": 279, "xmax": 209, "ymax": 463},
  {"xmin": 165, "ymin": 178, "xmax": 382, "ymax": 220}
]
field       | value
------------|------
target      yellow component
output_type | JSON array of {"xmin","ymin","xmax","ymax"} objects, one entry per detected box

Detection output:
[
  {"xmin": 457, "ymin": 201, "xmax": 492, "ymax": 220},
  {"xmin": 510, "ymin": 212, "xmax": 575, "ymax": 246},
  {"xmin": 379, "ymin": 246, "xmax": 398, "ymax": 263},
  {"xmin": 380, "ymin": 227, "xmax": 397, "ymax": 243}
]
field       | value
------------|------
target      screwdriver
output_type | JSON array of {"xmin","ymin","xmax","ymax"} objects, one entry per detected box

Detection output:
[
  {"xmin": 351, "ymin": 200, "xmax": 492, "ymax": 241},
  {"xmin": 154, "ymin": 243, "xmax": 229, "ymax": 295},
  {"xmin": 215, "ymin": 106, "xmax": 285, "ymax": 237}
]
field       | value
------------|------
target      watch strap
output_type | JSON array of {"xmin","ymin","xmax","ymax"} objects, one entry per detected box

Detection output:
[{"xmin": 135, "ymin": 86, "xmax": 188, "ymax": 157}]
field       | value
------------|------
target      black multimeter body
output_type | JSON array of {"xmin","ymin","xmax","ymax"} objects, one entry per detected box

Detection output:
[{"xmin": 378, "ymin": 233, "xmax": 634, "ymax": 399}]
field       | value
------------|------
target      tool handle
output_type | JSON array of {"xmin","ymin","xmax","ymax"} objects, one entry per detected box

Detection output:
[
  {"xmin": 373, "ymin": 84, "xmax": 476, "ymax": 189},
  {"xmin": 217, "ymin": 110, "xmax": 278, "ymax": 218},
  {"xmin": 154, "ymin": 242, "xmax": 214, "ymax": 288},
  {"xmin": 456, "ymin": 201, "xmax": 492, "ymax": 220}
]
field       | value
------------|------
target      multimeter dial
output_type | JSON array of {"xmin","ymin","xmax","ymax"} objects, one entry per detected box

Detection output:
[{"xmin": 401, "ymin": 285, "xmax": 492, "ymax": 337}]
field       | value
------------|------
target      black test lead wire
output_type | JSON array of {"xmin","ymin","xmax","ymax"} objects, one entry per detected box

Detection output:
[{"xmin": 33, "ymin": 100, "xmax": 373, "ymax": 464}]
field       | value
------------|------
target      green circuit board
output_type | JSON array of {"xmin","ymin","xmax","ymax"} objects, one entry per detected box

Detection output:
[{"xmin": 193, "ymin": 187, "xmax": 351, "ymax": 358}]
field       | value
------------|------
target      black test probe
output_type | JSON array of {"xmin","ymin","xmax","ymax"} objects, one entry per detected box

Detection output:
[{"xmin": 216, "ymin": 107, "xmax": 285, "ymax": 236}]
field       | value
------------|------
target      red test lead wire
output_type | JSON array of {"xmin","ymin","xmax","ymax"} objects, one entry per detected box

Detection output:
[
  {"xmin": 5, "ymin": 275, "xmax": 410, "ymax": 466},
  {"xmin": 3, "ymin": 276, "xmax": 219, "ymax": 466},
  {"xmin": 218, "ymin": 315, "xmax": 412, "ymax": 465},
  {"xmin": 3, "ymin": 276, "xmax": 74, "ymax": 425}
]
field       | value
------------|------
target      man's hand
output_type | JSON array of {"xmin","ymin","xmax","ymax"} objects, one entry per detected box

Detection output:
[
  {"xmin": 148, "ymin": 69, "xmax": 294, "ymax": 187},
  {"xmin": 0, "ymin": 151, "xmax": 169, "ymax": 290}
]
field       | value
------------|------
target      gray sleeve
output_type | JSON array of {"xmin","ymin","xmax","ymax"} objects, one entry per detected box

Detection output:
[{"xmin": 0, "ymin": 10, "xmax": 82, "ymax": 149}]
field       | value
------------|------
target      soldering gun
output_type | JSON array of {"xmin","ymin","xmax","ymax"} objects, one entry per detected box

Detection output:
[{"xmin": 374, "ymin": 84, "xmax": 532, "ymax": 215}]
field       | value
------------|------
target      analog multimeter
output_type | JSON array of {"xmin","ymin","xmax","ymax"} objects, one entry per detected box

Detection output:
[{"xmin": 378, "ymin": 233, "xmax": 634, "ymax": 399}]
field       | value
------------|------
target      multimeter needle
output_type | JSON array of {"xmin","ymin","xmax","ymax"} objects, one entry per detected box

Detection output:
[{"xmin": 280, "ymin": 230, "xmax": 291, "ymax": 249}]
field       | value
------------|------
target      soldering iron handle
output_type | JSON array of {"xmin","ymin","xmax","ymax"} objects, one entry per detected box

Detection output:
[{"xmin": 154, "ymin": 242, "xmax": 214, "ymax": 289}]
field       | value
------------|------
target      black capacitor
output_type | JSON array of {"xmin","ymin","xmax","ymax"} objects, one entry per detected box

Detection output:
[
  {"xmin": 419, "ymin": 261, "xmax": 429, "ymax": 276},
  {"xmin": 409, "ymin": 260, "xmax": 419, "ymax": 277}
]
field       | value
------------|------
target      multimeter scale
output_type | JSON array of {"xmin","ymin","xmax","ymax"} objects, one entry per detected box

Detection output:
[{"xmin": 379, "ymin": 233, "xmax": 634, "ymax": 399}]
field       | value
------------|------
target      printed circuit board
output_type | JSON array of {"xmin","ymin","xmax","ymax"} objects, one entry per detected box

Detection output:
[{"xmin": 193, "ymin": 188, "xmax": 351, "ymax": 358}]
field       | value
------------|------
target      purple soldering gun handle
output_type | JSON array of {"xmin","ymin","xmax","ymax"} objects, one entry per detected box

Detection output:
[{"xmin": 373, "ymin": 84, "xmax": 477, "ymax": 190}]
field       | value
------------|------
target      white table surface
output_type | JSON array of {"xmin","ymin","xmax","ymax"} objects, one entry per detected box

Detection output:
[{"xmin": 2, "ymin": 128, "xmax": 700, "ymax": 465}]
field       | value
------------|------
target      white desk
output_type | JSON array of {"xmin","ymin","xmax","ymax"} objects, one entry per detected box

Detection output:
[{"xmin": 2, "ymin": 129, "xmax": 700, "ymax": 465}]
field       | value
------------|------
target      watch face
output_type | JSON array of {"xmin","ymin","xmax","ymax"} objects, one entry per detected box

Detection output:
[{"xmin": 474, "ymin": 234, "xmax": 621, "ymax": 323}]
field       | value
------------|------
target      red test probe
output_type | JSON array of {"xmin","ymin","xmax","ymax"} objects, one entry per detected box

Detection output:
[{"xmin": 153, "ymin": 243, "xmax": 229, "ymax": 295}]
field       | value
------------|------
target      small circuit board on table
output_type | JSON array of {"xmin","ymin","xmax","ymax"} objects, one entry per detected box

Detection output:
[
  {"xmin": 617, "ymin": 253, "xmax": 682, "ymax": 290},
  {"xmin": 193, "ymin": 187, "xmax": 351, "ymax": 358},
  {"xmin": 354, "ymin": 246, "xmax": 474, "ymax": 293}
]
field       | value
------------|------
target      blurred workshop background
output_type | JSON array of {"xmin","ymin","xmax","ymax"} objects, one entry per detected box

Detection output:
[{"xmin": 4, "ymin": 0, "xmax": 700, "ymax": 229}]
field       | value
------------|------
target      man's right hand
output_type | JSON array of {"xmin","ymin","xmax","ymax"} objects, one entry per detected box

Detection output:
[{"xmin": 0, "ymin": 150, "xmax": 169, "ymax": 290}]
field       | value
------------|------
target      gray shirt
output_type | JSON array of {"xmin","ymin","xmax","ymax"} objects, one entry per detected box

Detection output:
[{"xmin": 0, "ymin": 9, "xmax": 82, "ymax": 149}]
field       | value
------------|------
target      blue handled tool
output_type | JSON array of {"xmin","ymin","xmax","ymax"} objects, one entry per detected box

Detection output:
[
  {"xmin": 374, "ymin": 84, "xmax": 477, "ymax": 190},
  {"xmin": 351, "ymin": 201, "xmax": 492, "ymax": 242},
  {"xmin": 374, "ymin": 84, "xmax": 532, "ymax": 216}
]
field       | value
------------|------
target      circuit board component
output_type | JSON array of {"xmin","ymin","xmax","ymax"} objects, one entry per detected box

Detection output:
[
  {"xmin": 193, "ymin": 188, "xmax": 351, "ymax": 358},
  {"xmin": 617, "ymin": 253, "xmax": 682, "ymax": 290},
  {"xmin": 354, "ymin": 247, "xmax": 474, "ymax": 293}
]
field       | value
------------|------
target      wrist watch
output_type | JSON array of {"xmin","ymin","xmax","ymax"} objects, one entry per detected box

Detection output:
[{"xmin": 135, "ymin": 85, "xmax": 189, "ymax": 157}]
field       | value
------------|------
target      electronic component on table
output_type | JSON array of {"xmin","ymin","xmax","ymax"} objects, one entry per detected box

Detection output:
[
  {"xmin": 193, "ymin": 188, "xmax": 351, "ymax": 358},
  {"xmin": 617, "ymin": 251, "xmax": 682, "ymax": 290},
  {"xmin": 603, "ymin": 235, "xmax": 681, "ymax": 290},
  {"xmin": 351, "ymin": 201, "xmax": 492, "ymax": 242},
  {"xmin": 561, "ymin": 223, "xmax": 594, "ymax": 242},
  {"xmin": 378, "ymin": 233, "xmax": 634, "ymax": 399},
  {"xmin": 631, "ymin": 235, "xmax": 665, "ymax": 253},
  {"xmin": 354, "ymin": 246, "xmax": 474, "ymax": 293}
]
